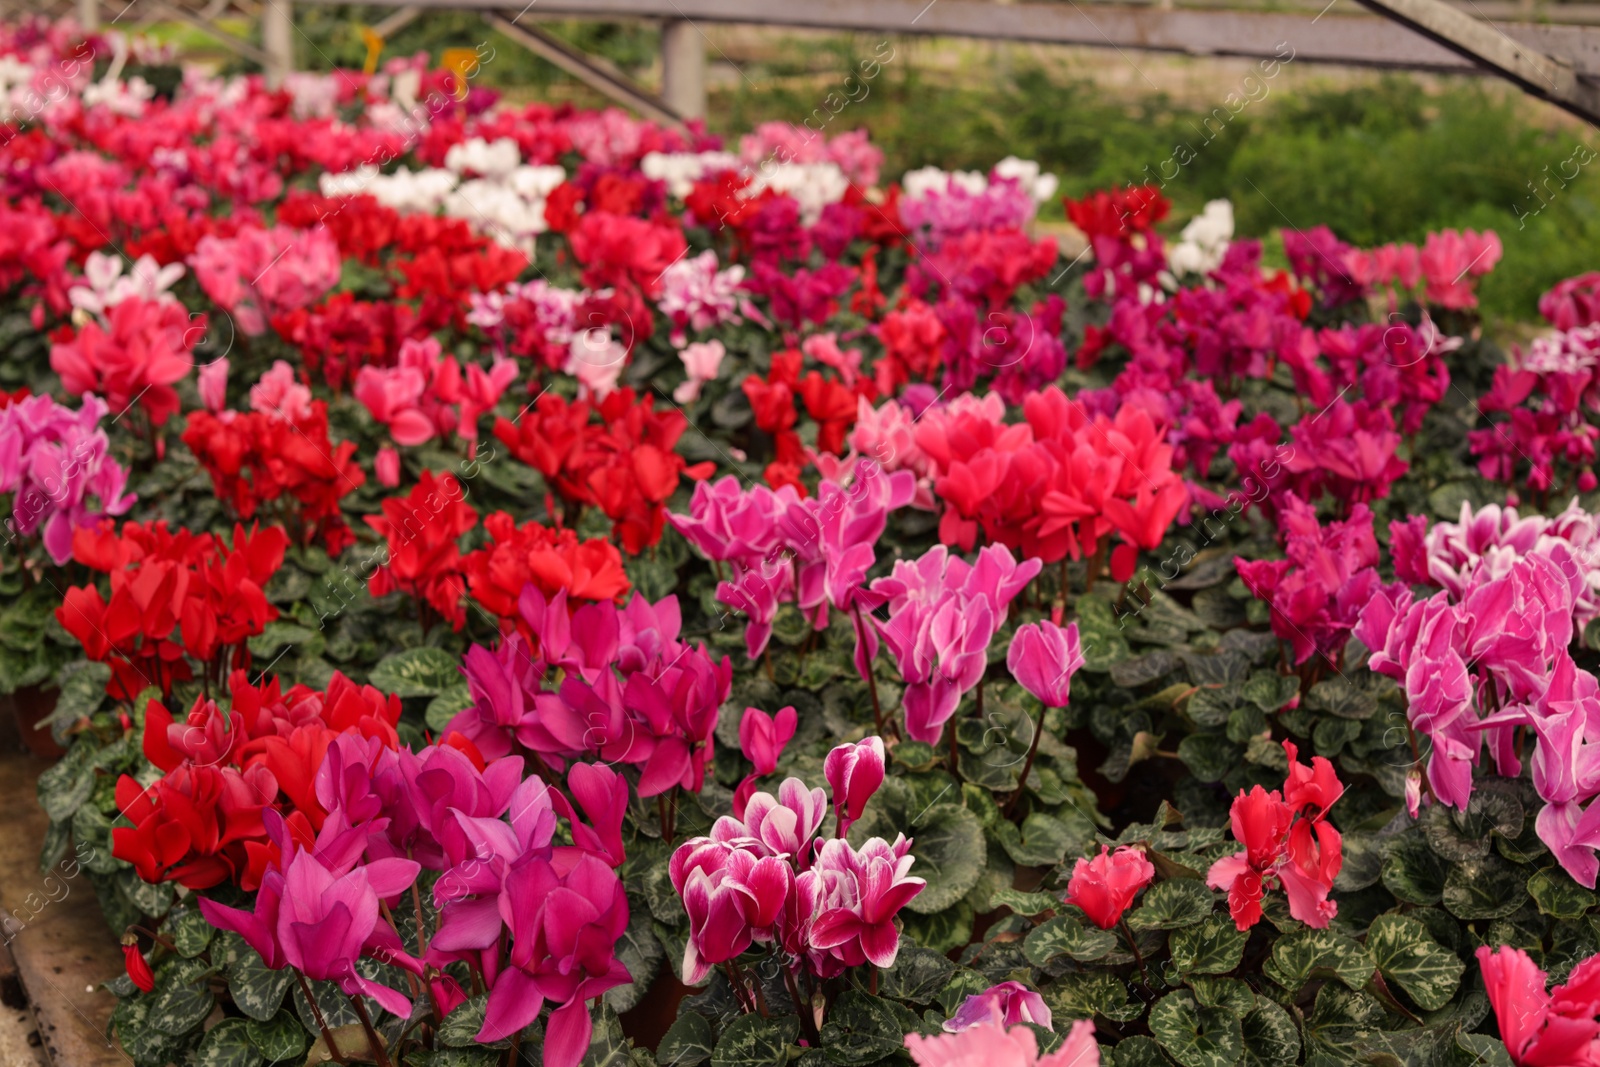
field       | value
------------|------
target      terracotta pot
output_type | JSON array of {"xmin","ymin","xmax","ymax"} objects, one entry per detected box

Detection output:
[
  {"xmin": 7, "ymin": 685, "xmax": 64, "ymax": 760},
  {"xmin": 621, "ymin": 974, "xmax": 693, "ymax": 1053}
]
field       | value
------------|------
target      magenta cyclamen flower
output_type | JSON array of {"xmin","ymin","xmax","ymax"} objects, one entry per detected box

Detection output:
[
  {"xmin": 1282, "ymin": 398, "xmax": 1409, "ymax": 508},
  {"xmin": 477, "ymin": 852, "xmax": 631, "ymax": 1065},
  {"xmin": 734, "ymin": 705, "xmax": 797, "ymax": 816},
  {"xmin": 824, "ymin": 737, "xmax": 885, "ymax": 839},
  {"xmin": 1235, "ymin": 493, "xmax": 1398, "ymax": 666},
  {"xmin": 945, "ymin": 981, "xmax": 1053, "ymax": 1033},
  {"xmin": 199, "ymin": 812, "xmax": 423, "ymax": 1017},
  {"xmin": 1007, "ymin": 620, "xmax": 1084, "ymax": 707}
]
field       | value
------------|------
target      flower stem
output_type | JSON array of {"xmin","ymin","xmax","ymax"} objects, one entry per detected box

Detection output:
[
  {"xmin": 350, "ymin": 992, "xmax": 395, "ymax": 1067},
  {"xmin": 1003, "ymin": 701, "xmax": 1048, "ymax": 817},
  {"xmin": 295, "ymin": 970, "xmax": 346, "ymax": 1066},
  {"xmin": 1119, "ymin": 920, "xmax": 1150, "ymax": 987},
  {"xmin": 852, "ymin": 605, "xmax": 884, "ymax": 736}
]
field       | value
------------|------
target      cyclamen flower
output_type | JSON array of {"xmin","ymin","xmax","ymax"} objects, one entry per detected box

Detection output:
[
  {"xmin": 475, "ymin": 853, "xmax": 631, "ymax": 1062},
  {"xmin": 734, "ymin": 705, "xmax": 797, "ymax": 816},
  {"xmin": 1065, "ymin": 845, "xmax": 1155, "ymax": 929},
  {"xmin": 1008, "ymin": 621, "xmax": 1084, "ymax": 708},
  {"xmin": 1479, "ymin": 945, "xmax": 1600, "ymax": 1066},
  {"xmin": 190, "ymin": 224, "xmax": 341, "ymax": 336},
  {"xmin": 907, "ymin": 1019, "xmax": 1100, "ymax": 1067},
  {"xmin": 198, "ymin": 813, "xmax": 424, "ymax": 1016},
  {"xmin": 945, "ymin": 982, "xmax": 1052, "ymax": 1033},
  {"xmin": 1206, "ymin": 741, "xmax": 1344, "ymax": 931},
  {"xmin": 871, "ymin": 543, "xmax": 1043, "ymax": 743},
  {"xmin": 50, "ymin": 297, "xmax": 199, "ymax": 426},
  {"xmin": 674, "ymin": 339, "xmax": 726, "ymax": 403},
  {"xmin": 824, "ymin": 737, "xmax": 885, "ymax": 839},
  {"xmin": 1235, "ymin": 494, "xmax": 1400, "ymax": 666},
  {"xmin": 658, "ymin": 250, "xmax": 745, "ymax": 340},
  {"xmin": 805, "ymin": 835, "xmax": 924, "ymax": 970},
  {"xmin": 250, "ymin": 360, "xmax": 314, "ymax": 422},
  {"xmin": 365, "ymin": 472, "xmax": 478, "ymax": 629},
  {"xmin": 1419, "ymin": 228, "xmax": 1501, "ymax": 309},
  {"xmin": 0, "ymin": 393, "xmax": 134, "ymax": 564},
  {"xmin": 69, "ymin": 251, "xmax": 184, "ymax": 316},
  {"xmin": 1541, "ymin": 272, "xmax": 1600, "ymax": 331}
]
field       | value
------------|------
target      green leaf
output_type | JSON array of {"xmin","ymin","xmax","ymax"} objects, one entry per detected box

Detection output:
[
  {"xmin": 1189, "ymin": 977, "xmax": 1256, "ymax": 1016},
  {"xmin": 195, "ymin": 1019, "xmax": 264, "ymax": 1067},
  {"xmin": 425, "ymin": 686, "xmax": 474, "ymax": 733},
  {"xmin": 1023, "ymin": 915, "xmax": 1118, "ymax": 965},
  {"xmin": 1187, "ymin": 687, "xmax": 1238, "ymax": 729},
  {"xmin": 1127, "ymin": 878, "xmax": 1215, "ymax": 932},
  {"xmin": 605, "ymin": 907, "xmax": 665, "ymax": 1014},
  {"xmin": 148, "ymin": 959, "xmax": 215, "ymax": 1036},
  {"xmin": 48, "ymin": 660, "xmax": 110, "ymax": 736},
  {"xmin": 1239, "ymin": 999, "xmax": 1300, "ymax": 1067},
  {"xmin": 989, "ymin": 888, "xmax": 1057, "ymax": 916},
  {"xmin": 992, "ymin": 811, "xmax": 1089, "ymax": 867},
  {"xmin": 1108, "ymin": 1035, "xmax": 1170, "ymax": 1067},
  {"xmin": 1383, "ymin": 834, "xmax": 1449, "ymax": 905},
  {"xmin": 170, "ymin": 908, "xmax": 213, "ymax": 958},
  {"xmin": 1304, "ymin": 678, "xmax": 1375, "ymax": 719},
  {"xmin": 710, "ymin": 1014, "xmax": 800, "ymax": 1067},
  {"xmin": 1242, "ymin": 672, "xmax": 1300, "ymax": 713},
  {"xmin": 37, "ymin": 745, "xmax": 94, "ymax": 822},
  {"xmin": 627, "ymin": 553, "xmax": 680, "ymax": 602},
  {"xmin": 438, "ymin": 995, "xmax": 507, "ymax": 1049},
  {"xmin": 820, "ymin": 992, "xmax": 903, "ymax": 1066},
  {"xmin": 1177, "ymin": 733, "xmax": 1237, "ymax": 783},
  {"xmin": 1443, "ymin": 854, "xmax": 1528, "ymax": 920},
  {"xmin": 1169, "ymin": 914, "xmax": 1249, "ymax": 975},
  {"xmin": 227, "ymin": 947, "xmax": 294, "ymax": 1022},
  {"xmin": 901, "ymin": 803, "xmax": 987, "ymax": 913},
  {"xmin": 901, "ymin": 902, "xmax": 973, "ymax": 954},
  {"xmin": 1148, "ymin": 990, "xmax": 1243, "ymax": 1067},
  {"xmin": 1366, "ymin": 913, "xmax": 1465, "ymax": 1012},
  {"xmin": 1529, "ymin": 868, "xmax": 1598, "ymax": 920},
  {"xmin": 245, "ymin": 1010, "xmax": 308, "ymax": 1063},
  {"xmin": 658, "ymin": 1013, "xmax": 715, "ymax": 1067},
  {"xmin": 1455, "ymin": 1033, "xmax": 1513, "ymax": 1067},
  {"xmin": 878, "ymin": 947, "xmax": 957, "ymax": 1005},
  {"xmin": 368, "ymin": 647, "xmax": 462, "ymax": 697},
  {"xmin": 117, "ymin": 866, "xmax": 174, "ymax": 917},
  {"xmin": 1263, "ymin": 929, "xmax": 1373, "ymax": 992}
]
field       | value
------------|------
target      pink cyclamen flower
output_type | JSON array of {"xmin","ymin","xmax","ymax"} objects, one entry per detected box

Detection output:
[
  {"xmin": 734, "ymin": 705, "xmax": 797, "ymax": 817},
  {"xmin": 1007, "ymin": 620, "xmax": 1084, "ymax": 707},
  {"xmin": 278, "ymin": 852, "xmax": 422, "ymax": 1017},
  {"xmin": 250, "ymin": 360, "xmax": 314, "ymax": 422},
  {"xmin": 673, "ymin": 339, "xmax": 727, "ymax": 403},
  {"xmin": 197, "ymin": 357, "xmax": 228, "ymax": 413},
  {"xmin": 1478, "ymin": 945, "xmax": 1600, "ymax": 1066},
  {"xmin": 824, "ymin": 737, "xmax": 885, "ymax": 839},
  {"xmin": 806, "ymin": 835, "xmax": 925, "ymax": 969},
  {"xmin": 907, "ymin": 1018, "xmax": 1099, "ymax": 1067},
  {"xmin": 946, "ymin": 981, "xmax": 1053, "ymax": 1032},
  {"xmin": 375, "ymin": 446, "xmax": 401, "ymax": 488},
  {"xmin": 1420, "ymin": 228, "xmax": 1501, "ymax": 309},
  {"xmin": 1064, "ymin": 845, "xmax": 1155, "ymax": 929}
]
